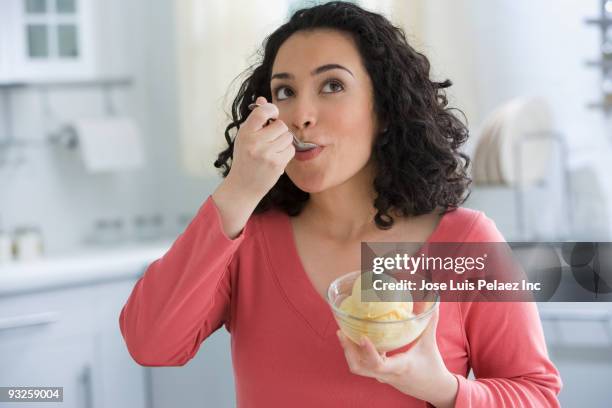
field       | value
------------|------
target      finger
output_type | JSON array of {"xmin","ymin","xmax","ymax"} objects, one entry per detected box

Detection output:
[
  {"xmin": 340, "ymin": 332, "xmax": 388, "ymax": 377},
  {"xmin": 248, "ymin": 96, "xmax": 268, "ymax": 110},
  {"xmin": 269, "ymin": 131, "xmax": 294, "ymax": 153},
  {"xmin": 374, "ymin": 347, "xmax": 413, "ymax": 375},
  {"xmin": 255, "ymin": 120, "xmax": 289, "ymax": 144},
  {"xmin": 240, "ymin": 120, "xmax": 286, "ymax": 147},
  {"xmin": 371, "ymin": 307, "xmax": 443, "ymax": 378},
  {"xmin": 358, "ymin": 335, "xmax": 385, "ymax": 371},
  {"xmin": 277, "ymin": 139, "xmax": 296, "ymax": 161},
  {"xmin": 341, "ymin": 333, "xmax": 393, "ymax": 383},
  {"xmin": 244, "ymin": 101, "xmax": 279, "ymax": 133},
  {"xmin": 358, "ymin": 337, "xmax": 397, "ymax": 384},
  {"xmin": 337, "ymin": 331, "xmax": 364, "ymax": 373},
  {"xmin": 338, "ymin": 331, "xmax": 361, "ymax": 358},
  {"xmin": 375, "ymin": 311, "xmax": 438, "ymax": 375}
]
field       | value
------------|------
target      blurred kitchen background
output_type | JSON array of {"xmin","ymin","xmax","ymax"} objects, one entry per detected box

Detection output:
[{"xmin": 1, "ymin": 0, "xmax": 611, "ymax": 407}]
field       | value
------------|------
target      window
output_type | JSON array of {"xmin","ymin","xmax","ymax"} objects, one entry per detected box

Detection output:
[{"xmin": 24, "ymin": 0, "xmax": 80, "ymax": 59}]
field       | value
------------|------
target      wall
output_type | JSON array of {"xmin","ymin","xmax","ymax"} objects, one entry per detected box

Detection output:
[
  {"xmin": 3, "ymin": 0, "xmax": 608, "ymax": 255},
  {"xmin": 394, "ymin": 0, "xmax": 612, "ymax": 240},
  {"xmin": 0, "ymin": 0, "xmax": 212, "ymax": 255}
]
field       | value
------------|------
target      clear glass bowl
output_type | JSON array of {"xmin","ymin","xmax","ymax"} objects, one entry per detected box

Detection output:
[{"xmin": 328, "ymin": 270, "xmax": 439, "ymax": 352}]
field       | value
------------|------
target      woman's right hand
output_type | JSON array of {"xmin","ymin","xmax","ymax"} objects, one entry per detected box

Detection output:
[
  {"xmin": 226, "ymin": 96, "xmax": 296, "ymax": 199},
  {"xmin": 212, "ymin": 96, "xmax": 295, "ymax": 239}
]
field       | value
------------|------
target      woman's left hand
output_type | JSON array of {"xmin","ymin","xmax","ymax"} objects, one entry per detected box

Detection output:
[{"xmin": 336, "ymin": 306, "xmax": 458, "ymax": 407}]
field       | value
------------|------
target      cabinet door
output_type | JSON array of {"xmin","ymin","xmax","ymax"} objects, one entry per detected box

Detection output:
[
  {"xmin": 95, "ymin": 279, "xmax": 147, "ymax": 408},
  {"xmin": 0, "ymin": 277, "xmax": 148, "ymax": 408},
  {"xmin": 149, "ymin": 329, "xmax": 236, "ymax": 408},
  {"xmin": 0, "ymin": 334, "xmax": 98, "ymax": 408},
  {"xmin": 0, "ymin": 285, "xmax": 101, "ymax": 408}
]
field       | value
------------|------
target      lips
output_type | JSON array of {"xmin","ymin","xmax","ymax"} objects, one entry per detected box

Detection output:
[{"xmin": 294, "ymin": 146, "xmax": 324, "ymax": 161}]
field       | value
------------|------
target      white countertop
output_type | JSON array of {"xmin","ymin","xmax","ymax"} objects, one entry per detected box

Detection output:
[{"xmin": 0, "ymin": 240, "xmax": 173, "ymax": 296}]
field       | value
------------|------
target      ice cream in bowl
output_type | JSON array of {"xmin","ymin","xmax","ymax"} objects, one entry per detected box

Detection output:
[{"xmin": 327, "ymin": 270, "xmax": 439, "ymax": 353}]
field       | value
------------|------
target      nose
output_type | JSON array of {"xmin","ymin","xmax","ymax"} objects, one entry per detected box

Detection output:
[{"xmin": 289, "ymin": 98, "xmax": 317, "ymax": 135}]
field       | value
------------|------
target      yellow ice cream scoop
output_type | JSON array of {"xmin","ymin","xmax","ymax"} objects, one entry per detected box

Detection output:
[
  {"xmin": 338, "ymin": 274, "xmax": 414, "ymax": 321},
  {"xmin": 329, "ymin": 271, "xmax": 438, "ymax": 352}
]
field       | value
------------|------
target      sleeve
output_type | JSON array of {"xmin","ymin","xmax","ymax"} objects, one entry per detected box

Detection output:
[
  {"xmin": 119, "ymin": 195, "xmax": 249, "ymax": 367},
  {"xmin": 451, "ymin": 212, "xmax": 563, "ymax": 407},
  {"xmin": 453, "ymin": 301, "xmax": 563, "ymax": 407}
]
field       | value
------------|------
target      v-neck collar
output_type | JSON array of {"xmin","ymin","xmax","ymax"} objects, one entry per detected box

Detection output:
[
  {"xmin": 260, "ymin": 207, "xmax": 453, "ymax": 341},
  {"xmin": 261, "ymin": 209, "xmax": 335, "ymax": 340}
]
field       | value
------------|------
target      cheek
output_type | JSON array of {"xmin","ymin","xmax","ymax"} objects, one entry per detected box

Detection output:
[
  {"xmin": 337, "ymin": 138, "xmax": 373, "ymax": 171},
  {"xmin": 325, "ymin": 103, "xmax": 376, "ymax": 163},
  {"xmin": 333, "ymin": 118, "xmax": 376, "ymax": 158},
  {"xmin": 330, "ymin": 112, "xmax": 374, "ymax": 146},
  {"xmin": 326, "ymin": 99, "xmax": 376, "ymax": 142}
]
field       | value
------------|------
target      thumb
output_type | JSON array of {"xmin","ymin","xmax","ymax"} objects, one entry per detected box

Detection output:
[{"xmin": 255, "ymin": 96, "xmax": 268, "ymax": 105}]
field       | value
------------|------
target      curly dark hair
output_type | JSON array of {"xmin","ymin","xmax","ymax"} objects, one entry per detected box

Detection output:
[{"xmin": 214, "ymin": 1, "xmax": 471, "ymax": 229}]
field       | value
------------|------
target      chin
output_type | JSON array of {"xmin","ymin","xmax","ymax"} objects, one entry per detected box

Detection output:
[
  {"xmin": 286, "ymin": 172, "xmax": 328, "ymax": 193},
  {"xmin": 292, "ymin": 180, "xmax": 327, "ymax": 193}
]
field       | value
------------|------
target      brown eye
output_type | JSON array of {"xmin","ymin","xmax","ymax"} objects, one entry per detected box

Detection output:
[
  {"xmin": 274, "ymin": 86, "xmax": 293, "ymax": 101},
  {"xmin": 322, "ymin": 80, "xmax": 344, "ymax": 93}
]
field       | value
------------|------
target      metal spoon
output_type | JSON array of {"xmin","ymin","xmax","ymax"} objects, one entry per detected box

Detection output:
[{"xmin": 247, "ymin": 103, "xmax": 319, "ymax": 152}]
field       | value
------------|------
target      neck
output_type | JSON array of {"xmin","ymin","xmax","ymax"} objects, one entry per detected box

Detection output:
[{"xmin": 301, "ymin": 161, "xmax": 380, "ymax": 242}]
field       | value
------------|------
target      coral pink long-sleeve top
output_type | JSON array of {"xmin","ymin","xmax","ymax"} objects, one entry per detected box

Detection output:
[{"xmin": 119, "ymin": 195, "xmax": 562, "ymax": 407}]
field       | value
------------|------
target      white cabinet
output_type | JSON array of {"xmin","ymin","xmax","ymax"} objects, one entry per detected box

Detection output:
[
  {"xmin": 0, "ymin": 278, "xmax": 147, "ymax": 408},
  {"xmin": 149, "ymin": 329, "xmax": 236, "ymax": 408},
  {"xmin": 0, "ymin": 0, "xmax": 96, "ymax": 83},
  {"xmin": 95, "ymin": 281, "xmax": 148, "ymax": 408},
  {"xmin": 0, "ymin": 335, "xmax": 98, "ymax": 407}
]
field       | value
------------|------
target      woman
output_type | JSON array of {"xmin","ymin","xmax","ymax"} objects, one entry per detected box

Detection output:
[{"xmin": 120, "ymin": 2, "xmax": 562, "ymax": 406}]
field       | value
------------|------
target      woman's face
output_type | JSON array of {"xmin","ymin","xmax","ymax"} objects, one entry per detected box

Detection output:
[{"xmin": 270, "ymin": 29, "xmax": 380, "ymax": 193}]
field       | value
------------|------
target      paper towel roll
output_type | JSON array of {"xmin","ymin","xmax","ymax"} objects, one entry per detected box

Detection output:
[{"xmin": 71, "ymin": 117, "xmax": 145, "ymax": 173}]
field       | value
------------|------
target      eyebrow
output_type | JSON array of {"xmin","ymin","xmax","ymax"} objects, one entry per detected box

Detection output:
[{"xmin": 270, "ymin": 64, "xmax": 354, "ymax": 81}]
